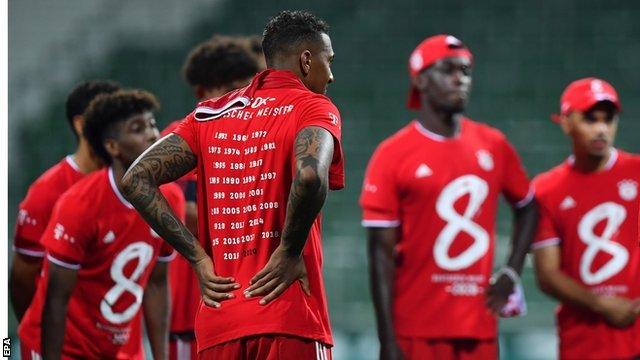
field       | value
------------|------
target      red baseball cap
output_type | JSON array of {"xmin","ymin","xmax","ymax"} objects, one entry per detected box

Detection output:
[
  {"xmin": 407, "ymin": 34, "xmax": 473, "ymax": 110},
  {"xmin": 551, "ymin": 77, "xmax": 621, "ymax": 123}
]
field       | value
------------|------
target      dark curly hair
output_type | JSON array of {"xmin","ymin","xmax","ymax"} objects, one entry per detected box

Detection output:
[
  {"xmin": 262, "ymin": 10, "xmax": 329, "ymax": 66},
  {"xmin": 182, "ymin": 35, "xmax": 260, "ymax": 90},
  {"xmin": 83, "ymin": 90, "xmax": 159, "ymax": 165},
  {"xmin": 65, "ymin": 80, "xmax": 121, "ymax": 139}
]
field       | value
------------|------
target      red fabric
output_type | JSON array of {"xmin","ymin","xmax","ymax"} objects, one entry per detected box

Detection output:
[
  {"xmin": 169, "ymin": 337, "xmax": 198, "ymax": 360},
  {"xmin": 556, "ymin": 77, "xmax": 620, "ymax": 117},
  {"xmin": 14, "ymin": 156, "xmax": 84, "ymax": 256},
  {"xmin": 360, "ymin": 119, "xmax": 531, "ymax": 339},
  {"xmin": 407, "ymin": 35, "xmax": 473, "ymax": 109},
  {"xmin": 198, "ymin": 335, "xmax": 332, "ymax": 360},
  {"xmin": 18, "ymin": 168, "xmax": 185, "ymax": 359},
  {"xmin": 532, "ymin": 149, "xmax": 640, "ymax": 359},
  {"xmin": 397, "ymin": 337, "xmax": 497, "ymax": 360},
  {"xmin": 172, "ymin": 69, "xmax": 344, "ymax": 351},
  {"xmin": 168, "ymin": 254, "xmax": 200, "ymax": 332}
]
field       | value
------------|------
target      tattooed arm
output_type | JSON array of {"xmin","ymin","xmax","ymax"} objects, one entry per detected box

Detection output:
[
  {"xmin": 122, "ymin": 134, "xmax": 239, "ymax": 308},
  {"xmin": 245, "ymin": 126, "xmax": 335, "ymax": 304}
]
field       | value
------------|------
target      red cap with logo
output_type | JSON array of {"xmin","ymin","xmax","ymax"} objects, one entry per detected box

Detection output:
[
  {"xmin": 551, "ymin": 77, "xmax": 621, "ymax": 123},
  {"xmin": 407, "ymin": 34, "xmax": 473, "ymax": 110}
]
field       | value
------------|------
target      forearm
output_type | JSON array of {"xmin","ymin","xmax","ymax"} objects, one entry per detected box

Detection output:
[
  {"xmin": 143, "ymin": 280, "xmax": 169, "ymax": 360},
  {"xmin": 537, "ymin": 268, "xmax": 601, "ymax": 313},
  {"xmin": 368, "ymin": 237, "xmax": 397, "ymax": 345},
  {"xmin": 505, "ymin": 200, "xmax": 538, "ymax": 273},
  {"xmin": 122, "ymin": 134, "xmax": 204, "ymax": 263},
  {"xmin": 42, "ymin": 266, "xmax": 77, "ymax": 359},
  {"xmin": 9, "ymin": 254, "xmax": 42, "ymax": 321},
  {"xmin": 279, "ymin": 126, "xmax": 333, "ymax": 256}
]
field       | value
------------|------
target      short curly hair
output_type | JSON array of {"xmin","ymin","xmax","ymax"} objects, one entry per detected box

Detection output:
[
  {"xmin": 83, "ymin": 90, "xmax": 159, "ymax": 165},
  {"xmin": 262, "ymin": 10, "xmax": 329, "ymax": 66},
  {"xmin": 182, "ymin": 35, "xmax": 260, "ymax": 90},
  {"xmin": 65, "ymin": 80, "xmax": 121, "ymax": 139}
]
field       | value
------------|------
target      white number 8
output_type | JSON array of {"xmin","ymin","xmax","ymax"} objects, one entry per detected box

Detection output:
[{"xmin": 100, "ymin": 242, "xmax": 154, "ymax": 324}]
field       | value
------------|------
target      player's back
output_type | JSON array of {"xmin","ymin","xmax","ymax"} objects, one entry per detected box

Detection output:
[{"xmin": 173, "ymin": 69, "xmax": 344, "ymax": 351}]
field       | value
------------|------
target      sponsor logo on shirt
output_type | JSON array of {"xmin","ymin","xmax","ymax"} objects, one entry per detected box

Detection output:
[
  {"xmin": 250, "ymin": 97, "xmax": 276, "ymax": 108},
  {"xmin": 364, "ymin": 182, "xmax": 378, "ymax": 193},
  {"xmin": 415, "ymin": 163, "xmax": 433, "ymax": 178},
  {"xmin": 476, "ymin": 150, "xmax": 494, "ymax": 171},
  {"xmin": 617, "ymin": 180, "xmax": 637, "ymax": 201},
  {"xmin": 328, "ymin": 112, "xmax": 340, "ymax": 126},
  {"xmin": 17, "ymin": 209, "xmax": 37, "ymax": 226},
  {"xmin": 559, "ymin": 196, "xmax": 576, "ymax": 210},
  {"xmin": 53, "ymin": 223, "xmax": 75, "ymax": 243}
]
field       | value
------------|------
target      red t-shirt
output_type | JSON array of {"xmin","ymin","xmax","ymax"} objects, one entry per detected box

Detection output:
[
  {"xmin": 14, "ymin": 156, "xmax": 84, "ymax": 257},
  {"xmin": 360, "ymin": 119, "xmax": 531, "ymax": 339},
  {"xmin": 18, "ymin": 168, "xmax": 185, "ymax": 359},
  {"xmin": 162, "ymin": 120, "xmax": 200, "ymax": 334},
  {"xmin": 532, "ymin": 149, "xmax": 640, "ymax": 359},
  {"xmin": 172, "ymin": 69, "xmax": 344, "ymax": 352}
]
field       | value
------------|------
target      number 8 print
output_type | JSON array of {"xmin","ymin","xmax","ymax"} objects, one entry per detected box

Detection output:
[
  {"xmin": 100, "ymin": 242, "xmax": 154, "ymax": 324},
  {"xmin": 434, "ymin": 175, "xmax": 490, "ymax": 271},
  {"xmin": 578, "ymin": 202, "xmax": 628, "ymax": 285}
]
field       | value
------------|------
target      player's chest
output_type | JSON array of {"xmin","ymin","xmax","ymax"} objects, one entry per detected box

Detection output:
[
  {"xmin": 87, "ymin": 212, "xmax": 162, "ymax": 260},
  {"xmin": 396, "ymin": 144, "xmax": 502, "ymax": 202},
  {"xmin": 552, "ymin": 176, "xmax": 639, "ymax": 240}
]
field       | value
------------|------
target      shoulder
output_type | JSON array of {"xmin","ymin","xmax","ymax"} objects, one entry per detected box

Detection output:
[
  {"xmin": 22, "ymin": 158, "xmax": 75, "ymax": 205},
  {"xmin": 295, "ymin": 93, "xmax": 340, "ymax": 115},
  {"xmin": 374, "ymin": 122, "xmax": 419, "ymax": 156},
  {"xmin": 160, "ymin": 119, "xmax": 184, "ymax": 137},
  {"xmin": 57, "ymin": 170, "xmax": 107, "ymax": 209},
  {"xmin": 616, "ymin": 149, "xmax": 640, "ymax": 166},
  {"xmin": 533, "ymin": 164, "xmax": 568, "ymax": 198}
]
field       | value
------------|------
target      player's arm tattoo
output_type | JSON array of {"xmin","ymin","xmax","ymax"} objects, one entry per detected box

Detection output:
[
  {"xmin": 280, "ymin": 126, "xmax": 334, "ymax": 257},
  {"xmin": 122, "ymin": 134, "xmax": 205, "ymax": 263}
]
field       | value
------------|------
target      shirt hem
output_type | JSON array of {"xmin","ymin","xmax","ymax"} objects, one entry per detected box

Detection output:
[{"xmin": 197, "ymin": 326, "xmax": 332, "ymax": 353}]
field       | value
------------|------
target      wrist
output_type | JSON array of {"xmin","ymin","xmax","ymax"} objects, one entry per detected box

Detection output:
[
  {"xmin": 277, "ymin": 242, "xmax": 303, "ymax": 258},
  {"xmin": 590, "ymin": 295, "xmax": 607, "ymax": 315},
  {"xmin": 491, "ymin": 266, "xmax": 520, "ymax": 285}
]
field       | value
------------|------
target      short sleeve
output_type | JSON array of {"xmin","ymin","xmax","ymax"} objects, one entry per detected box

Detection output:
[
  {"xmin": 500, "ymin": 137, "xmax": 533, "ymax": 208},
  {"xmin": 158, "ymin": 183, "xmax": 186, "ymax": 260},
  {"xmin": 359, "ymin": 145, "xmax": 401, "ymax": 228},
  {"xmin": 172, "ymin": 114, "xmax": 199, "ymax": 161},
  {"xmin": 41, "ymin": 193, "xmax": 93, "ymax": 269},
  {"xmin": 13, "ymin": 185, "xmax": 53, "ymax": 257},
  {"xmin": 531, "ymin": 196, "xmax": 561, "ymax": 250},
  {"xmin": 297, "ymin": 97, "xmax": 345, "ymax": 190}
]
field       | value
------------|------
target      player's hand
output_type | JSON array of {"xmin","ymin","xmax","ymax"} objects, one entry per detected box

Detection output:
[
  {"xmin": 192, "ymin": 256, "xmax": 240, "ymax": 308},
  {"xmin": 485, "ymin": 273, "xmax": 515, "ymax": 315},
  {"xmin": 594, "ymin": 296, "xmax": 640, "ymax": 328},
  {"xmin": 380, "ymin": 341, "xmax": 405, "ymax": 360},
  {"xmin": 244, "ymin": 246, "xmax": 310, "ymax": 305}
]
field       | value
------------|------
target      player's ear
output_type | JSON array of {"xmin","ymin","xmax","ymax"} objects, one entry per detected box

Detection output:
[
  {"xmin": 104, "ymin": 138, "xmax": 120, "ymax": 160},
  {"xmin": 412, "ymin": 72, "xmax": 429, "ymax": 92},
  {"xmin": 194, "ymin": 86, "xmax": 205, "ymax": 100},
  {"xmin": 73, "ymin": 115, "xmax": 85, "ymax": 137},
  {"xmin": 559, "ymin": 114, "xmax": 572, "ymax": 135},
  {"xmin": 299, "ymin": 50, "xmax": 312, "ymax": 77}
]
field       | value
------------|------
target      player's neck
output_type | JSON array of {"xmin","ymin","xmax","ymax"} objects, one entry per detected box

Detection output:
[
  {"xmin": 571, "ymin": 148, "xmax": 612, "ymax": 173},
  {"xmin": 418, "ymin": 106, "xmax": 462, "ymax": 138},
  {"xmin": 110, "ymin": 161, "xmax": 128, "ymax": 190},
  {"xmin": 72, "ymin": 140, "xmax": 102, "ymax": 174}
]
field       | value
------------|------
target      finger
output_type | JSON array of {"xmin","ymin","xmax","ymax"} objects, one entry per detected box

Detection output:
[
  {"xmin": 209, "ymin": 282, "xmax": 241, "ymax": 292},
  {"xmin": 209, "ymin": 276, "xmax": 236, "ymax": 284},
  {"xmin": 260, "ymin": 282, "xmax": 290, "ymax": 305},
  {"xmin": 201, "ymin": 296, "xmax": 220, "ymax": 308},
  {"xmin": 249, "ymin": 266, "xmax": 271, "ymax": 285},
  {"xmin": 204, "ymin": 288, "xmax": 235, "ymax": 302},
  {"xmin": 245, "ymin": 272, "xmax": 276, "ymax": 295},
  {"xmin": 300, "ymin": 277, "xmax": 311, "ymax": 296},
  {"xmin": 247, "ymin": 277, "xmax": 281, "ymax": 298}
]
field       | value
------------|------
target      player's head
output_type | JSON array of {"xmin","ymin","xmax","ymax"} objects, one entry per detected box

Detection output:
[
  {"xmin": 183, "ymin": 35, "xmax": 261, "ymax": 100},
  {"xmin": 262, "ymin": 10, "xmax": 334, "ymax": 94},
  {"xmin": 407, "ymin": 35, "xmax": 473, "ymax": 113},
  {"xmin": 65, "ymin": 80, "xmax": 121, "ymax": 140},
  {"xmin": 84, "ymin": 90, "xmax": 160, "ymax": 168},
  {"xmin": 553, "ymin": 78, "xmax": 621, "ymax": 157}
]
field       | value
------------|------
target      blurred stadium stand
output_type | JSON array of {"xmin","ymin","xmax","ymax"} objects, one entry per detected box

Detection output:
[{"xmin": 9, "ymin": 1, "xmax": 640, "ymax": 359}]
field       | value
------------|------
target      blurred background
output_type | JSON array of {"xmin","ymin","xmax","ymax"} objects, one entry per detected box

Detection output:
[{"xmin": 8, "ymin": 0, "xmax": 640, "ymax": 359}]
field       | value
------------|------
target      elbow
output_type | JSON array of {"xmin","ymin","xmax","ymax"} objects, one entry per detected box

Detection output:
[
  {"xmin": 297, "ymin": 168, "xmax": 328, "ymax": 197},
  {"xmin": 535, "ymin": 270, "xmax": 556, "ymax": 296}
]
